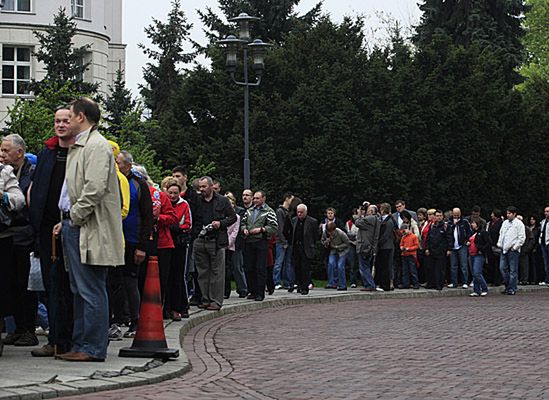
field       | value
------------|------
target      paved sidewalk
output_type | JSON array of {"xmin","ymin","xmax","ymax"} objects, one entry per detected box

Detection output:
[{"xmin": 1, "ymin": 284, "xmax": 547, "ymax": 399}]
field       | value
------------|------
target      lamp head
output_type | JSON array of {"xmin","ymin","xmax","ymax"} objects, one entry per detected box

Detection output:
[{"xmin": 228, "ymin": 12, "xmax": 260, "ymax": 42}]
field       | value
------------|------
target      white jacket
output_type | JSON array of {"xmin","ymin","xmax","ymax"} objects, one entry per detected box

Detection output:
[{"xmin": 497, "ymin": 218, "xmax": 526, "ymax": 254}]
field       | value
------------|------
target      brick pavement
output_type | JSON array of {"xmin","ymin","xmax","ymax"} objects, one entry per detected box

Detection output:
[{"xmin": 64, "ymin": 291, "xmax": 549, "ymax": 400}]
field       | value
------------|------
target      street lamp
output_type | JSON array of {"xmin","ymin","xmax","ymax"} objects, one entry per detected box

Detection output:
[{"xmin": 218, "ymin": 13, "xmax": 271, "ymax": 190}]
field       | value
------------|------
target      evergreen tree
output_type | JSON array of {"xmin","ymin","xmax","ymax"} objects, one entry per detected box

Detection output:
[
  {"xmin": 139, "ymin": 0, "xmax": 195, "ymax": 118},
  {"xmin": 413, "ymin": 0, "xmax": 528, "ymax": 86},
  {"xmin": 31, "ymin": 8, "xmax": 97, "ymax": 94},
  {"xmin": 104, "ymin": 67, "xmax": 136, "ymax": 137}
]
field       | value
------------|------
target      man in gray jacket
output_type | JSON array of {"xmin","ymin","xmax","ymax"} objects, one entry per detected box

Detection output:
[{"xmin": 355, "ymin": 205, "xmax": 381, "ymax": 291}]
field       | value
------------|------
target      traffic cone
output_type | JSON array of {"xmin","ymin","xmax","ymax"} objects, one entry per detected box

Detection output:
[{"xmin": 119, "ymin": 256, "xmax": 179, "ymax": 360}]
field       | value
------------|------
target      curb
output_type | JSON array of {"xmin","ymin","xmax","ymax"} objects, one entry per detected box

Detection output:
[{"xmin": 2, "ymin": 285, "xmax": 547, "ymax": 399}]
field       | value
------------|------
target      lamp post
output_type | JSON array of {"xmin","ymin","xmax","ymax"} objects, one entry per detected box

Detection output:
[{"xmin": 218, "ymin": 13, "xmax": 271, "ymax": 190}]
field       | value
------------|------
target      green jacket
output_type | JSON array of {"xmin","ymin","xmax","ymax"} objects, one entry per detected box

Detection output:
[{"xmin": 240, "ymin": 203, "xmax": 278, "ymax": 242}]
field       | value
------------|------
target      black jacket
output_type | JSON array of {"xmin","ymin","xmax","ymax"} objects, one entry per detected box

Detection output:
[
  {"xmin": 447, "ymin": 217, "xmax": 472, "ymax": 248},
  {"xmin": 191, "ymin": 192, "xmax": 236, "ymax": 249},
  {"xmin": 471, "ymin": 229, "xmax": 491, "ymax": 255},
  {"xmin": 426, "ymin": 221, "xmax": 450, "ymax": 256},
  {"xmin": 287, "ymin": 216, "xmax": 319, "ymax": 259}
]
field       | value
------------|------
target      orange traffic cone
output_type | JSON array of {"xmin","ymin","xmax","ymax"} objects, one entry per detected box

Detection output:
[{"xmin": 119, "ymin": 256, "xmax": 179, "ymax": 359}]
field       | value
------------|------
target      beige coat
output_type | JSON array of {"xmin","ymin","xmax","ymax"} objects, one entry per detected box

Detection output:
[{"xmin": 67, "ymin": 128, "xmax": 124, "ymax": 266}]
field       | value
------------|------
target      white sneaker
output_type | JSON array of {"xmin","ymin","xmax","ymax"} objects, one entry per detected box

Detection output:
[
  {"xmin": 375, "ymin": 287, "xmax": 384, "ymax": 292},
  {"xmin": 469, "ymin": 292, "xmax": 479, "ymax": 297},
  {"xmin": 539, "ymin": 282, "xmax": 547, "ymax": 286},
  {"xmin": 308, "ymin": 283, "xmax": 314, "ymax": 290},
  {"xmin": 447, "ymin": 283, "xmax": 456, "ymax": 288},
  {"xmin": 469, "ymin": 283, "xmax": 474, "ymax": 287},
  {"xmin": 274, "ymin": 284, "xmax": 282, "ymax": 290},
  {"xmin": 350, "ymin": 284, "xmax": 357, "ymax": 288},
  {"xmin": 480, "ymin": 292, "xmax": 488, "ymax": 296},
  {"xmin": 462, "ymin": 284, "xmax": 469, "ymax": 289}
]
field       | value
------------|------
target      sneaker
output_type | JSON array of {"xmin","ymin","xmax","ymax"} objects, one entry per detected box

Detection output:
[
  {"xmin": 469, "ymin": 292, "xmax": 479, "ymax": 297},
  {"xmin": 35, "ymin": 327, "xmax": 49, "ymax": 336},
  {"xmin": 108, "ymin": 324, "xmax": 123, "ymax": 341},
  {"xmin": 350, "ymin": 284, "xmax": 357, "ymax": 288},
  {"xmin": 31, "ymin": 344, "xmax": 55, "ymax": 357},
  {"xmin": 480, "ymin": 292, "xmax": 488, "ymax": 296},
  {"xmin": 462, "ymin": 284, "xmax": 469, "ymax": 289},
  {"xmin": 469, "ymin": 283, "xmax": 474, "ymax": 287},
  {"xmin": 171, "ymin": 311, "xmax": 182, "ymax": 321},
  {"xmin": 275, "ymin": 284, "xmax": 282, "ymax": 290},
  {"xmin": 3, "ymin": 333, "xmax": 22, "ymax": 345},
  {"xmin": 447, "ymin": 283, "xmax": 455, "ymax": 288},
  {"xmin": 14, "ymin": 332, "xmax": 39, "ymax": 346},
  {"xmin": 539, "ymin": 282, "xmax": 547, "ymax": 286},
  {"xmin": 123, "ymin": 328, "xmax": 136, "ymax": 338},
  {"xmin": 375, "ymin": 287, "xmax": 384, "ymax": 292},
  {"xmin": 308, "ymin": 283, "xmax": 314, "ymax": 290}
]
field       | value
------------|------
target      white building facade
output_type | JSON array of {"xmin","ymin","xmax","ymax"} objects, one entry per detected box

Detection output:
[{"xmin": 0, "ymin": 0, "xmax": 125, "ymax": 126}]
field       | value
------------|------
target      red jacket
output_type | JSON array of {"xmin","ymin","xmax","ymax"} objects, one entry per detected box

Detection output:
[
  {"xmin": 172, "ymin": 197, "xmax": 192, "ymax": 231},
  {"xmin": 149, "ymin": 187, "xmax": 177, "ymax": 249},
  {"xmin": 400, "ymin": 233, "xmax": 419, "ymax": 257}
]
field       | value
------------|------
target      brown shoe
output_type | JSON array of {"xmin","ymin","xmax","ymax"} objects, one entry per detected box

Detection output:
[
  {"xmin": 205, "ymin": 304, "xmax": 221, "ymax": 311},
  {"xmin": 59, "ymin": 351, "xmax": 104, "ymax": 362},
  {"xmin": 31, "ymin": 344, "xmax": 55, "ymax": 357},
  {"xmin": 197, "ymin": 303, "xmax": 210, "ymax": 309},
  {"xmin": 170, "ymin": 311, "xmax": 182, "ymax": 321}
]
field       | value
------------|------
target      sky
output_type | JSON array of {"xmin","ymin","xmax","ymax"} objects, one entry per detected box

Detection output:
[{"xmin": 122, "ymin": 0, "xmax": 422, "ymax": 97}]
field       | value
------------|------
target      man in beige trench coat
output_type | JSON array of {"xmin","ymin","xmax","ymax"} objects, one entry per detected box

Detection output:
[{"xmin": 54, "ymin": 97, "xmax": 124, "ymax": 362}]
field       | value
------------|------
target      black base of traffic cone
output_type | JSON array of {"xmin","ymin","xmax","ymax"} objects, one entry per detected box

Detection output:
[{"xmin": 119, "ymin": 346, "xmax": 179, "ymax": 360}]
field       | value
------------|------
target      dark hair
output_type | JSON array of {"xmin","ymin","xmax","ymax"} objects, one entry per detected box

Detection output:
[
  {"xmin": 55, "ymin": 104, "xmax": 70, "ymax": 112},
  {"xmin": 282, "ymin": 192, "xmax": 294, "ymax": 201},
  {"xmin": 506, "ymin": 206, "xmax": 519, "ymax": 215},
  {"xmin": 70, "ymin": 97, "xmax": 100, "ymax": 124},
  {"xmin": 471, "ymin": 205, "xmax": 481, "ymax": 213},
  {"xmin": 435, "ymin": 209, "xmax": 443, "ymax": 215},
  {"xmin": 470, "ymin": 215, "xmax": 485, "ymax": 229},
  {"xmin": 172, "ymin": 166, "xmax": 187, "ymax": 175},
  {"xmin": 417, "ymin": 208, "xmax": 427, "ymax": 219},
  {"xmin": 492, "ymin": 208, "xmax": 503, "ymax": 218},
  {"xmin": 288, "ymin": 196, "xmax": 302, "ymax": 216},
  {"xmin": 400, "ymin": 210, "xmax": 412, "ymax": 221},
  {"xmin": 395, "ymin": 199, "xmax": 406, "ymax": 206}
]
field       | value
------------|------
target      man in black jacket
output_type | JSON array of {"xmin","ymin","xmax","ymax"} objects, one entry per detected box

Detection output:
[
  {"xmin": 192, "ymin": 177, "xmax": 236, "ymax": 310},
  {"xmin": 425, "ymin": 210, "xmax": 451, "ymax": 290},
  {"xmin": 286, "ymin": 204, "xmax": 318, "ymax": 295},
  {"xmin": 447, "ymin": 208, "xmax": 472, "ymax": 288}
]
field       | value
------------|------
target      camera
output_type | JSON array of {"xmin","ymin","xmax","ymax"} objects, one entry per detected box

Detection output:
[{"xmin": 199, "ymin": 223, "xmax": 214, "ymax": 238}]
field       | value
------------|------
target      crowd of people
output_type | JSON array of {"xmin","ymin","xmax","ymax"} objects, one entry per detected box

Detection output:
[{"xmin": 0, "ymin": 96, "xmax": 548, "ymax": 362}]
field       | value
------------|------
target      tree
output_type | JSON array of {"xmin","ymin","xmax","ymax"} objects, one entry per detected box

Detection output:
[
  {"xmin": 139, "ymin": 0, "xmax": 195, "ymax": 118},
  {"xmin": 6, "ymin": 81, "xmax": 85, "ymax": 154},
  {"xmin": 31, "ymin": 8, "xmax": 97, "ymax": 94},
  {"xmin": 104, "ymin": 67, "xmax": 137, "ymax": 137},
  {"xmin": 520, "ymin": 0, "xmax": 549, "ymax": 85},
  {"xmin": 413, "ymin": 0, "xmax": 528, "ymax": 86}
]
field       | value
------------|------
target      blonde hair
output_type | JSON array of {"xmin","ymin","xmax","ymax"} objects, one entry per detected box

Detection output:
[{"xmin": 161, "ymin": 176, "xmax": 181, "ymax": 192}]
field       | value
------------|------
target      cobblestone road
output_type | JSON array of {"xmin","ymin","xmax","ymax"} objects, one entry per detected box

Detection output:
[{"xmin": 67, "ymin": 292, "xmax": 549, "ymax": 400}]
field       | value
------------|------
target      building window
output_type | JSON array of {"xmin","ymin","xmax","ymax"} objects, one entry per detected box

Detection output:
[
  {"xmin": 71, "ymin": 0, "xmax": 84, "ymax": 19},
  {"xmin": 2, "ymin": 46, "xmax": 32, "ymax": 96},
  {"xmin": 2, "ymin": 0, "xmax": 31, "ymax": 12}
]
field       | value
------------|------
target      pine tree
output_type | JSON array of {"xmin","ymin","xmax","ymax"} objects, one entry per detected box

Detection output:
[
  {"xmin": 139, "ymin": 0, "xmax": 195, "ymax": 118},
  {"xmin": 104, "ymin": 66, "xmax": 136, "ymax": 137},
  {"xmin": 413, "ymin": 0, "xmax": 528, "ymax": 86},
  {"xmin": 31, "ymin": 8, "xmax": 97, "ymax": 94}
]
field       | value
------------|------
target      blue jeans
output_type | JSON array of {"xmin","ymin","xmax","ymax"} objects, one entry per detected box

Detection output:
[
  {"xmin": 401, "ymin": 255, "xmax": 419, "ymax": 287},
  {"xmin": 450, "ymin": 246, "xmax": 469, "ymax": 285},
  {"xmin": 499, "ymin": 250, "xmax": 520, "ymax": 293},
  {"xmin": 328, "ymin": 253, "xmax": 347, "ymax": 289},
  {"xmin": 62, "ymin": 220, "xmax": 109, "ymax": 359},
  {"xmin": 471, "ymin": 254, "xmax": 488, "ymax": 294},
  {"xmin": 358, "ymin": 252, "xmax": 376, "ymax": 289},
  {"xmin": 541, "ymin": 243, "xmax": 549, "ymax": 282},
  {"xmin": 273, "ymin": 243, "xmax": 293, "ymax": 287}
]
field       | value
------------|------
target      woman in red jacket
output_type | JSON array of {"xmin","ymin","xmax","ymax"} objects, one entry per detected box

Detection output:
[{"xmin": 163, "ymin": 178, "xmax": 192, "ymax": 320}]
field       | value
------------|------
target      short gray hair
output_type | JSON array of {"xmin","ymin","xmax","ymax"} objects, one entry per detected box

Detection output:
[
  {"xmin": 199, "ymin": 176, "xmax": 213, "ymax": 186},
  {"xmin": 2, "ymin": 134, "xmax": 26, "ymax": 153},
  {"xmin": 119, "ymin": 150, "xmax": 133, "ymax": 165}
]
